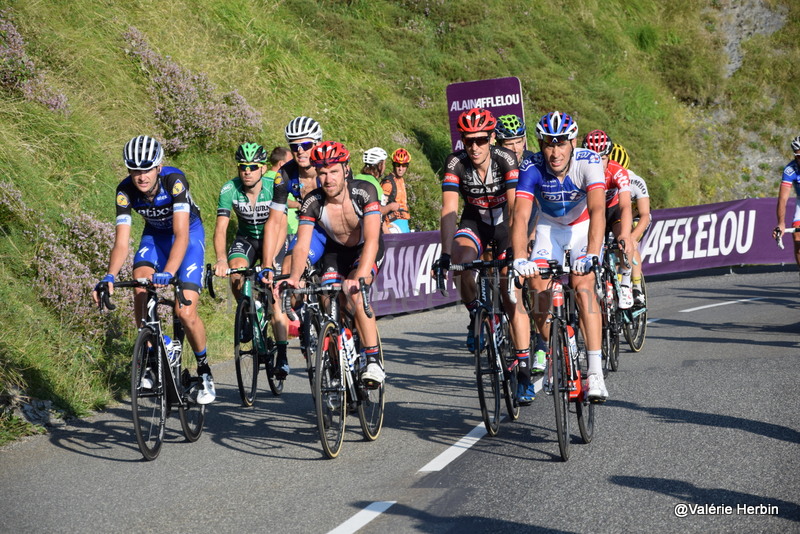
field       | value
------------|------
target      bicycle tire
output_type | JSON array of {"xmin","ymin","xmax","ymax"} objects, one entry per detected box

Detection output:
[
  {"xmin": 500, "ymin": 315, "xmax": 520, "ymax": 421},
  {"xmin": 475, "ymin": 308, "xmax": 501, "ymax": 437},
  {"xmin": 357, "ymin": 332, "xmax": 385, "ymax": 441},
  {"xmin": 265, "ymin": 336, "xmax": 284, "ymax": 397},
  {"xmin": 551, "ymin": 324, "xmax": 570, "ymax": 461},
  {"xmin": 572, "ymin": 326, "xmax": 595, "ymax": 443},
  {"xmin": 315, "ymin": 321, "xmax": 346, "ymax": 458},
  {"xmin": 234, "ymin": 298, "xmax": 259, "ymax": 406},
  {"xmin": 131, "ymin": 327, "xmax": 166, "ymax": 461},
  {"xmin": 302, "ymin": 308, "xmax": 321, "ymax": 396},
  {"xmin": 178, "ymin": 368, "xmax": 205, "ymax": 442},
  {"xmin": 609, "ymin": 310, "xmax": 621, "ymax": 372},
  {"xmin": 623, "ymin": 274, "xmax": 648, "ymax": 352}
]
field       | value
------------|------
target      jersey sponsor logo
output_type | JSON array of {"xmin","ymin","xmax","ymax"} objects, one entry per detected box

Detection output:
[
  {"xmin": 575, "ymin": 150, "xmax": 600, "ymax": 163},
  {"xmin": 542, "ymin": 190, "xmax": 582, "ymax": 202},
  {"xmin": 220, "ymin": 182, "xmax": 234, "ymax": 194},
  {"xmin": 274, "ymin": 175, "xmax": 284, "ymax": 186},
  {"xmin": 365, "ymin": 201, "xmax": 381, "ymax": 213},
  {"xmin": 137, "ymin": 246, "xmax": 150, "ymax": 258},
  {"xmin": 172, "ymin": 179, "xmax": 185, "ymax": 196},
  {"xmin": 139, "ymin": 206, "xmax": 173, "ymax": 218},
  {"xmin": 786, "ymin": 166, "xmax": 797, "ymax": 177},
  {"xmin": 185, "ymin": 263, "xmax": 198, "ymax": 277},
  {"xmin": 116, "ymin": 192, "xmax": 130, "ymax": 207}
]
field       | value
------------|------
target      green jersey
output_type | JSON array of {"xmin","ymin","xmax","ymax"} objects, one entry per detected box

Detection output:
[{"xmin": 216, "ymin": 176, "xmax": 274, "ymax": 239}]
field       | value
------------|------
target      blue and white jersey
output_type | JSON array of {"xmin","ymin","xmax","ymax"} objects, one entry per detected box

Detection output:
[
  {"xmin": 781, "ymin": 160, "xmax": 800, "ymax": 197},
  {"xmin": 516, "ymin": 148, "xmax": 605, "ymax": 226}
]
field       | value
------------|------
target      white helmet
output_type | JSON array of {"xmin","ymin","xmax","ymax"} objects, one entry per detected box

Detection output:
[
  {"xmin": 363, "ymin": 147, "xmax": 388, "ymax": 165},
  {"xmin": 792, "ymin": 135, "xmax": 800, "ymax": 152},
  {"xmin": 123, "ymin": 135, "xmax": 164, "ymax": 170},
  {"xmin": 284, "ymin": 116, "xmax": 323, "ymax": 143}
]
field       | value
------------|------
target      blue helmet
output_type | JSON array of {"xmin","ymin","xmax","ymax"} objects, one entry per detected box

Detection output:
[
  {"xmin": 535, "ymin": 111, "xmax": 578, "ymax": 141},
  {"xmin": 495, "ymin": 114, "xmax": 526, "ymax": 140}
]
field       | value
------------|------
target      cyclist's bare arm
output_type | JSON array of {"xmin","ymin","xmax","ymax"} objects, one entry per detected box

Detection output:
[
  {"xmin": 212, "ymin": 214, "xmax": 230, "ymax": 277},
  {"xmin": 511, "ymin": 194, "xmax": 534, "ymax": 266},
  {"xmin": 616, "ymin": 190, "xmax": 633, "ymax": 251},
  {"xmin": 631, "ymin": 197, "xmax": 651, "ymax": 243},
  {"xmin": 353, "ymin": 212, "xmax": 381, "ymax": 285},
  {"xmin": 439, "ymin": 190, "xmax": 460, "ymax": 256},
  {"xmin": 774, "ymin": 183, "xmax": 792, "ymax": 235},
  {"xmin": 262, "ymin": 209, "xmax": 287, "ymax": 269},
  {"xmin": 586, "ymin": 187, "xmax": 606, "ymax": 260}
]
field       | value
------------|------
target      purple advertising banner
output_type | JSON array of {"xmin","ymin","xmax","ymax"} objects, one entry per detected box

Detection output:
[
  {"xmin": 446, "ymin": 77, "xmax": 525, "ymax": 151},
  {"xmin": 371, "ymin": 198, "xmax": 796, "ymax": 316},
  {"xmin": 639, "ymin": 197, "xmax": 796, "ymax": 276}
]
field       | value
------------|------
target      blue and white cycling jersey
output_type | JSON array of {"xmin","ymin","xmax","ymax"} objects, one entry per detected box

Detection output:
[
  {"xmin": 781, "ymin": 160, "xmax": 800, "ymax": 197},
  {"xmin": 516, "ymin": 148, "xmax": 605, "ymax": 226}
]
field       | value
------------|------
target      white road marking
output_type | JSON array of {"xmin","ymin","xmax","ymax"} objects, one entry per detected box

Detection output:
[
  {"xmin": 679, "ymin": 297, "xmax": 765, "ymax": 313},
  {"xmin": 418, "ymin": 377, "xmax": 544, "ymax": 472},
  {"xmin": 327, "ymin": 501, "xmax": 396, "ymax": 534}
]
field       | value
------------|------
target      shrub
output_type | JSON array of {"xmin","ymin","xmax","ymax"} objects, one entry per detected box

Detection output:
[
  {"xmin": 0, "ymin": 9, "xmax": 68, "ymax": 112},
  {"xmin": 122, "ymin": 26, "xmax": 262, "ymax": 154}
]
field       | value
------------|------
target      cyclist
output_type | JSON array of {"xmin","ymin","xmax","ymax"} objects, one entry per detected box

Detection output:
[
  {"xmin": 435, "ymin": 107, "xmax": 535, "ymax": 404},
  {"xmin": 511, "ymin": 111, "xmax": 609, "ymax": 402},
  {"xmin": 281, "ymin": 141, "xmax": 386, "ymax": 388},
  {"xmin": 495, "ymin": 114, "xmax": 534, "ymax": 166},
  {"xmin": 609, "ymin": 143, "xmax": 651, "ymax": 306},
  {"xmin": 582, "ymin": 129, "xmax": 633, "ymax": 309},
  {"xmin": 773, "ymin": 135, "xmax": 800, "ymax": 279},
  {"xmin": 356, "ymin": 147, "xmax": 398, "ymax": 222},
  {"xmin": 266, "ymin": 146, "xmax": 296, "ymax": 256},
  {"xmin": 92, "ymin": 135, "xmax": 215, "ymax": 404},
  {"xmin": 381, "ymin": 148, "xmax": 412, "ymax": 233},
  {"xmin": 258, "ymin": 116, "xmax": 326, "ymax": 376}
]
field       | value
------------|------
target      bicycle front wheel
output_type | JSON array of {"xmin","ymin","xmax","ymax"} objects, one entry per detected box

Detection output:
[
  {"xmin": 475, "ymin": 308, "xmax": 501, "ymax": 437},
  {"xmin": 315, "ymin": 321, "xmax": 346, "ymax": 458},
  {"xmin": 302, "ymin": 307, "xmax": 321, "ymax": 396},
  {"xmin": 178, "ymin": 368, "xmax": 205, "ymax": 442},
  {"xmin": 500, "ymin": 315, "xmax": 520, "ymax": 421},
  {"xmin": 551, "ymin": 325, "xmax": 570, "ymax": 461},
  {"xmin": 358, "ymin": 332, "xmax": 385, "ymax": 441},
  {"xmin": 624, "ymin": 274, "xmax": 648, "ymax": 352},
  {"xmin": 131, "ymin": 328, "xmax": 166, "ymax": 461},
  {"xmin": 234, "ymin": 298, "xmax": 259, "ymax": 406},
  {"xmin": 573, "ymin": 330, "xmax": 595, "ymax": 444}
]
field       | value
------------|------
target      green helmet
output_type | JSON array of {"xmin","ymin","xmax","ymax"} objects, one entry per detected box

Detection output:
[
  {"xmin": 495, "ymin": 114, "xmax": 526, "ymax": 140},
  {"xmin": 235, "ymin": 143, "xmax": 268, "ymax": 163}
]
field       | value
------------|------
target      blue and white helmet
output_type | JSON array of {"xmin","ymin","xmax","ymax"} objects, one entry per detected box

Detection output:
[
  {"xmin": 123, "ymin": 135, "xmax": 164, "ymax": 170},
  {"xmin": 535, "ymin": 111, "xmax": 579, "ymax": 141},
  {"xmin": 792, "ymin": 135, "xmax": 800, "ymax": 152}
]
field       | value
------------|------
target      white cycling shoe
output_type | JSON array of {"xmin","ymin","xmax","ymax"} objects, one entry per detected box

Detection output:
[
  {"xmin": 619, "ymin": 285, "xmax": 634, "ymax": 309},
  {"xmin": 196, "ymin": 374, "xmax": 216, "ymax": 405},
  {"xmin": 360, "ymin": 362, "xmax": 385, "ymax": 389},
  {"xmin": 587, "ymin": 373, "xmax": 609, "ymax": 403}
]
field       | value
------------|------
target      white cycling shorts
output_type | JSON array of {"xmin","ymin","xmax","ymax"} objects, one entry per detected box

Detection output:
[{"xmin": 529, "ymin": 219, "xmax": 593, "ymax": 269}]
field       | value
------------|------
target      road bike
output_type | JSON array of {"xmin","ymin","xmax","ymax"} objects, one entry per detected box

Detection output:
[
  {"xmin": 97, "ymin": 278, "xmax": 205, "ymax": 461},
  {"xmin": 281, "ymin": 278, "xmax": 384, "ymax": 459},
  {"xmin": 538, "ymin": 258, "xmax": 595, "ymax": 462},
  {"xmin": 435, "ymin": 242, "xmax": 519, "ymax": 437},
  {"xmin": 205, "ymin": 265, "xmax": 283, "ymax": 406}
]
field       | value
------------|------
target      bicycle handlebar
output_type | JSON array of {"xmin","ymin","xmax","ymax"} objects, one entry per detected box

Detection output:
[
  {"xmin": 280, "ymin": 278, "xmax": 374, "ymax": 321},
  {"xmin": 98, "ymin": 277, "xmax": 192, "ymax": 311},
  {"xmin": 775, "ymin": 227, "xmax": 800, "ymax": 250}
]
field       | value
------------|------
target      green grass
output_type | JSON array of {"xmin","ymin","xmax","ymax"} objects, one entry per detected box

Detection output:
[{"xmin": 1, "ymin": 0, "xmax": 798, "ymax": 442}]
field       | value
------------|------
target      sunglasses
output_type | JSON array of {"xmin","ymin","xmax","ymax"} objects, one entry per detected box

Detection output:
[
  {"xmin": 238, "ymin": 163, "xmax": 263, "ymax": 172},
  {"xmin": 542, "ymin": 135, "xmax": 570, "ymax": 145},
  {"xmin": 394, "ymin": 163, "xmax": 409, "ymax": 168},
  {"xmin": 289, "ymin": 141, "xmax": 315, "ymax": 153},
  {"xmin": 462, "ymin": 136, "xmax": 491, "ymax": 147}
]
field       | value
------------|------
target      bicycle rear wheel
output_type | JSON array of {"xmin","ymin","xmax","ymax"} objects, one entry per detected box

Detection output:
[
  {"xmin": 623, "ymin": 274, "xmax": 648, "ymax": 352},
  {"xmin": 131, "ymin": 328, "xmax": 166, "ymax": 461},
  {"xmin": 475, "ymin": 308, "xmax": 501, "ymax": 437},
  {"xmin": 234, "ymin": 298, "xmax": 259, "ymax": 406},
  {"xmin": 315, "ymin": 321, "xmax": 346, "ymax": 458},
  {"xmin": 178, "ymin": 368, "xmax": 205, "ymax": 442},
  {"xmin": 358, "ymin": 332, "xmax": 385, "ymax": 441},
  {"xmin": 500, "ymin": 315, "xmax": 520, "ymax": 421},
  {"xmin": 551, "ymin": 325, "xmax": 570, "ymax": 461},
  {"xmin": 264, "ymin": 335, "xmax": 284, "ymax": 397}
]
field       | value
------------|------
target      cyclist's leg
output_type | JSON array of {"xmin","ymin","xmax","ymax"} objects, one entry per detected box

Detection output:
[
  {"xmin": 345, "ymin": 242, "xmax": 385, "ymax": 388},
  {"xmin": 528, "ymin": 223, "xmax": 565, "ymax": 371},
  {"xmin": 567, "ymin": 224, "xmax": 607, "ymax": 402},
  {"xmin": 227, "ymin": 236, "xmax": 256, "ymax": 301},
  {"xmin": 453, "ymin": 220, "xmax": 482, "ymax": 350},
  {"xmin": 173, "ymin": 228, "xmax": 215, "ymax": 404},
  {"xmin": 609, "ymin": 213, "xmax": 633, "ymax": 309},
  {"xmin": 132, "ymin": 233, "xmax": 163, "ymax": 327}
]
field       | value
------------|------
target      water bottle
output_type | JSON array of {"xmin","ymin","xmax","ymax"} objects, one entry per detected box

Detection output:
[
  {"xmin": 342, "ymin": 328, "xmax": 357, "ymax": 371},
  {"xmin": 566, "ymin": 325, "xmax": 578, "ymax": 359},
  {"xmin": 164, "ymin": 334, "xmax": 181, "ymax": 366}
]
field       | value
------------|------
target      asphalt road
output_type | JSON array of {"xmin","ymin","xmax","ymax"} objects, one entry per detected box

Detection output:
[{"xmin": 1, "ymin": 269, "xmax": 798, "ymax": 534}]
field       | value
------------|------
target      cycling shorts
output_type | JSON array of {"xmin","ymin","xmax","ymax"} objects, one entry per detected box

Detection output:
[
  {"xmin": 134, "ymin": 226, "xmax": 206, "ymax": 292},
  {"xmin": 227, "ymin": 235, "xmax": 262, "ymax": 265},
  {"xmin": 529, "ymin": 219, "xmax": 598, "ymax": 269},
  {"xmin": 319, "ymin": 239, "xmax": 385, "ymax": 283},
  {"xmin": 793, "ymin": 203, "xmax": 800, "ymax": 226},
  {"xmin": 454, "ymin": 217, "xmax": 510, "ymax": 256},
  {"xmin": 287, "ymin": 225, "xmax": 327, "ymax": 265},
  {"xmin": 605, "ymin": 203, "xmax": 622, "ymax": 230}
]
